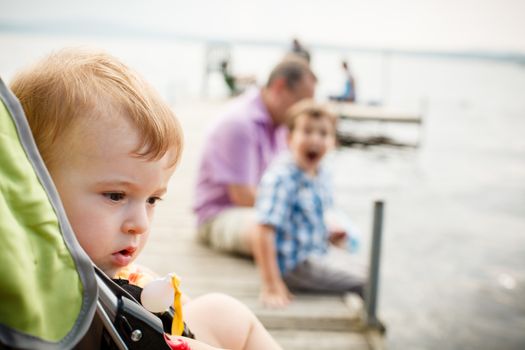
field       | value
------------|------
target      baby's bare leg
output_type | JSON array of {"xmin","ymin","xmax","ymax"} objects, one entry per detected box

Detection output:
[{"xmin": 183, "ymin": 293, "xmax": 281, "ymax": 350}]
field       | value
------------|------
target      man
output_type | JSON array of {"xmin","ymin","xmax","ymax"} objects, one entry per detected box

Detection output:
[{"xmin": 193, "ymin": 57, "xmax": 317, "ymax": 256}]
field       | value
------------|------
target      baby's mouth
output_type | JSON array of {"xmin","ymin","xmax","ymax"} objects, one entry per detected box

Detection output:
[
  {"xmin": 111, "ymin": 246, "xmax": 137, "ymax": 267},
  {"xmin": 115, "ymin": 246, "xmax": 137, "ymax": 257}
]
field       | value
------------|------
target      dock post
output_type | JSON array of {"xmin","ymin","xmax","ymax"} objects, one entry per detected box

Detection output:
[{"xmin": 365, "ymin": 200, "xmax": 385, "ymax": 332}]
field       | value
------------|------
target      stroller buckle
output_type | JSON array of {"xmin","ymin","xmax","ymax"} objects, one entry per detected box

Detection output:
[{"xmin": 131, "ymin": 329, "xmax": 143, "ymax": 342}]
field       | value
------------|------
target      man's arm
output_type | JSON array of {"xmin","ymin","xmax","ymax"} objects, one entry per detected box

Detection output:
[
  {"xmin": 252, "ymin": 224, "xmax": 292, "ymax": 308},
  {"xmin": 227, "ymin": 184, "xmax": 257, "ymax": 207}
]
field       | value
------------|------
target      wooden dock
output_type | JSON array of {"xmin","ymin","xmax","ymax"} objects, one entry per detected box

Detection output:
[
  {"xmin": 328, "ymin": 102, "xmax": 424, "ymax": 148},
  {"xmin": 137, "ymin": 100, "xmax": 385, "ymax": 350},
  {"xmin": 328, "ymin": 102, "xmax": 422, "ymax": 124},
  {"xmin": 141, "ymin": 216, "xmax": 383, "ymax": 349}
]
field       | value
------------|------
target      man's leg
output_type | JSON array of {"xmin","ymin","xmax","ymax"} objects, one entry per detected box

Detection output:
[{"xmin": 197, "ymin": 207, "xmax": 256, "ymax": 256}]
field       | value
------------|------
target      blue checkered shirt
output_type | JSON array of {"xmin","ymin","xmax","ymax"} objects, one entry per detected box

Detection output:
[{"xmin": 255, "ymin": 154, "xmax": 333, "ymax": 274}]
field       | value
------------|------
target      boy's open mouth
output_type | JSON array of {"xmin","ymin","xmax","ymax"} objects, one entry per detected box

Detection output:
[{"xmin": 306, "ymin": 150, "xmax": 319, "ymax": 161}]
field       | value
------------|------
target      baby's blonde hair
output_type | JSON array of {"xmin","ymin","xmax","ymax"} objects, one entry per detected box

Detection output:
[{"xmin": 10, "ymin": 48, "xmax": 183, "ymax": 169}]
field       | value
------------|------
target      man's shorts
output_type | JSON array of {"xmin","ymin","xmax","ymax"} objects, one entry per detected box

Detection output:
[{"xmin": 197, "ymin": 207, "xmax": 255, "ymax": 256}]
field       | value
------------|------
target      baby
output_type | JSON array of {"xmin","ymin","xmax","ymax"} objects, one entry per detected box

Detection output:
[{"xmin": 11, "ymin": 48, "xmax": 281, "ymax": 350}]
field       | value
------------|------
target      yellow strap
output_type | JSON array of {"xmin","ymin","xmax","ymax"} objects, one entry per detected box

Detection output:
[{"xmin": 170, "ymin": 274, "xmax": 184, "ymax": 336}]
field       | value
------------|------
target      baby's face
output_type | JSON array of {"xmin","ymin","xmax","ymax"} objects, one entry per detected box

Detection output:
[
  {"xmin": 48, "ymin": 113, "xmax": 176, "ymax": 277},
  {"xmin": 288, "ymin": 114, "xmax": 335, "ymax": 175}
]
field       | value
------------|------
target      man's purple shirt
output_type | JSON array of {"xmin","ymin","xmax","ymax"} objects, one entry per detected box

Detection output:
[{"xmin": 193, "ymin": 88, "xmax": 288, "ymax": 225}]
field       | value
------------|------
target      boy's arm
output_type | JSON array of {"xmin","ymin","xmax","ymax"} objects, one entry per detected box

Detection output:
[{"xmin": 252, "ymin": 224, "xmax": 292, "ymax": 308}]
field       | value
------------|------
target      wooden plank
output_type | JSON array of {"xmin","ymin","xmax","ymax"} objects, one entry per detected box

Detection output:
[
  {"xmin": 365, "ymin": 329, "xmax": 386, "ymax": 350},
  {"xmin": 251, "ymin": 299, "xmax": 365, "ymax": 332},
  {"xmin": 144, "ymin": 242, "xmax": 367, "ymax": 331},
  {"xmin": 181, "ymin": 289, "xmax": 365, "ymax": 331},
  {"xmin": 270, "ymin": 330, "xmax": 370, "ymax": 350},
  {"xmin": 329, "ymin": 102, "xmax": 422, "ymax": 124}
]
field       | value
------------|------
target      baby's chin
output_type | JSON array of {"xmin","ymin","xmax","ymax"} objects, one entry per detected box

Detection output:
[{"xmin": 98, "ymin": 263, "xmax": 120, "ymax": 278}]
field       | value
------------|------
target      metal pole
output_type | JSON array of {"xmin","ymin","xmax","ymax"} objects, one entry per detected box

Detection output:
[
  {"xmin": 381, "ymin": 51, "xmax": 390, "ymax": 106},
  {"xmin": 366, "ymin": 200, "xmax": 385, "ymax": 331}
]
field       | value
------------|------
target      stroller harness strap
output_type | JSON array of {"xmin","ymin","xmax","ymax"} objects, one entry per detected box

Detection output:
[{"xmin": 113, "ymin": 266, "xmax": 192, "ymax": 338}]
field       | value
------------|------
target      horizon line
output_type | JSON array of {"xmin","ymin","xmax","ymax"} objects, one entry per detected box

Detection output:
[{"xmin": 1, "ymin": 20, "xmax": 524, "ymax": 65}]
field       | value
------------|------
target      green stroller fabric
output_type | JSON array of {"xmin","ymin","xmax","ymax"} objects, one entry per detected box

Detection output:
[{"xmin": 0, "ymin": 78, "xmax": 96, "ymax": 349}]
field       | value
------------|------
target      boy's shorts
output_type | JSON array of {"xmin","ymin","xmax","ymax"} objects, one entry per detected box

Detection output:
[
  {"xmin": 196, "ymin": 207, "xmax": 255, "ymax": 256},
  {"xmin": 282, "ymin": 247, "xmax": 367, "ymax": 297}
]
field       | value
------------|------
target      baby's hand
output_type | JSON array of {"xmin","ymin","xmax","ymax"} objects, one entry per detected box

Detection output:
[{"xmin": 166, "ymin": 335, "xmax": 225, "ymax": 350}]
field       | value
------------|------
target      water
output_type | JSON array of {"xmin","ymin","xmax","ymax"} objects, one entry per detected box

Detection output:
[
  {"xmin": 329, "ymin": 58, "xmax": 525, "ymax": 349},
  {"xmin": 1, "ymin": 31, "xmax": 524, "ymax": 349}
]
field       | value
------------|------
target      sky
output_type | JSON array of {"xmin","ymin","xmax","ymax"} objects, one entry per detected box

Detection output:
[{"xmin": 1, "ymin": 0, "xmax": 525, "ymax": 53}]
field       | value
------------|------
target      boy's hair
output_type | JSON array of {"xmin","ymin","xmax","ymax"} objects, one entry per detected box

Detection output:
[
  {"xmin": 285, "ymin": 99, "xmax": 337, "ymax": 133},
  {"xmin": 266, "ymin": 55, "xmax": 317, "ymax": 90},
  {"xmin": 10, "ymin": 48, "xmax": 183, "ymax": 168}
]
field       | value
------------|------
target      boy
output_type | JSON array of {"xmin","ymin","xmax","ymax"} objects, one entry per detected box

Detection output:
[
  {"xmin": 252, "ymin": 99, "xmax": 367, "ymax": 308},
  {"xmin": 11, "ymin": 48, "xmax": 281, "ymax": 350}
]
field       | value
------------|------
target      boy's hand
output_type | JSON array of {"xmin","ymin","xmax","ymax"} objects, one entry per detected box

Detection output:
[
  {"xmin": 328, "ymin": 228, "xmax": 348, "ymax": 248},
  {"xmin": 260, "ymin": 282, "xmax": 293, "ymax": 308}
]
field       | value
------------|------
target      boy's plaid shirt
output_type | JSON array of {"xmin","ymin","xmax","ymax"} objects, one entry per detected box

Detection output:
[{"xmin": 255, "ymin": 155, "xmax": 333, "ymax": 274}]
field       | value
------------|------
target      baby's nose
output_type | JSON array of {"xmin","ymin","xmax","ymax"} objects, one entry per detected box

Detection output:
[{"xmin": 122, "ymin": 206, "xmax": 149, "ymax": 235}]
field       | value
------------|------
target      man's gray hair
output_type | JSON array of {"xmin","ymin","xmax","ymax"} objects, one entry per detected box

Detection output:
[{"xmin": 266, "ymin": 55, "xmax": 317, "ymax": 90}]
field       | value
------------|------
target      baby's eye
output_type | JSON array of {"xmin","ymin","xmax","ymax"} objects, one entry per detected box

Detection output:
[
  {"xmin": 103, "ymin": 192, "xmax": 125, "ymax": 202},
  {"xmin": 147, "ymin": 196, "xmax": 162, "ymax": 205}
]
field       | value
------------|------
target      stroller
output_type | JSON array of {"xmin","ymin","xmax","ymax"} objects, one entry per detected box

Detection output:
[{"xmin": 0, "ymin": 78, "xmax": 177, "ymax": 350}]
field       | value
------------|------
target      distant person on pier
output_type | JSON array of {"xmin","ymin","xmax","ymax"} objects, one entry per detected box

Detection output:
[
  {"xmin": 193, "ymin": 57, "xmax": 317, "ymax": 257},
  {"xmin": 329, "ymin": 60, "xmax": 356, "ymax": 103},
  {"xmin": 290, "ymin": 38, "xmax": 311, "ymax": 64},
  {"xmin": 220, "ymin": 59, "xmax": 256, "ymax": 97}
]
